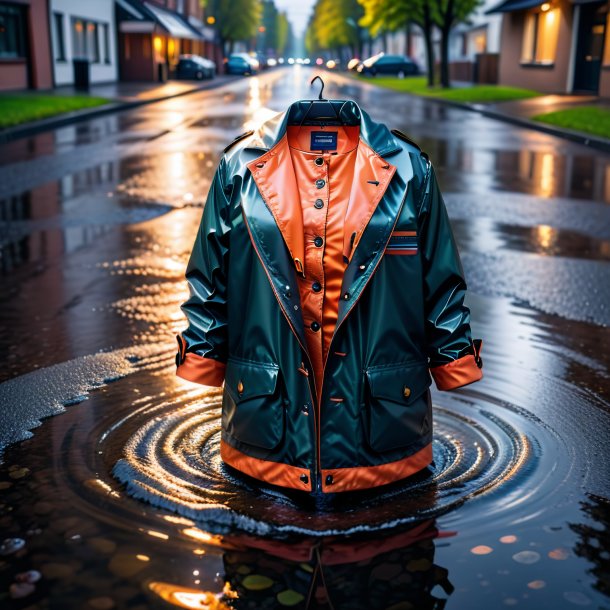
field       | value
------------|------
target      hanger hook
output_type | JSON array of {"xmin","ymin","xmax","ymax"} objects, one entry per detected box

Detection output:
[{"xmin": 310, "ymin": 75, "xmax": 325, "ymax": 100}]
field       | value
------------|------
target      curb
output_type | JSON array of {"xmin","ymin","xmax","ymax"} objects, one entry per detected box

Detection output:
[
  {"xmin": 0, "ymin": 75, "xmax": 243, "ymax": 144},
  {"xmin": 335, "ymin": 71, "xmax": 610, "ymax": 154}
]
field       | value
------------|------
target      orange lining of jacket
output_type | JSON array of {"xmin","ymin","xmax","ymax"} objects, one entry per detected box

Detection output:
[
  {"xmin": 430, "ymin": 353, "xmax": 483, "ymax": 390},
  {"xmin": 220, "ymin": 436, "xmax": 432, "ymax": 493},
  {"xmin": 176, "ymin": 352, "xmax": 226, "ymax": 387}
]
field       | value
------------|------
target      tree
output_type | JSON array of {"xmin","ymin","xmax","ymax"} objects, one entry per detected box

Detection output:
[
  {"xmin": 359, "ymin": 0, "xmax": 436, "ymax": 87},
  {"xmin": 277, "ymin": 11, "xmax": 290, "ymax": 55},
  {"xmin": 306, "ymin": 0, "xmax": 366, "ymax": 62},
  {"xmin": 200, "ymin": 0, "xmax": 262, "ymax": 56},
  {"xmin": 432, "ymin": 0, "xmax": 481, "ymax": 87}
]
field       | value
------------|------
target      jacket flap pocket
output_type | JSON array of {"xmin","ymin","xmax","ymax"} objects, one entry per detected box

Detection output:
[
  {"xmin": 365, "ymin": 361, "xmax": 431, "ymax": 405},
  {"xmin": 225, "ymin": 358, "xmax": 279, "ymax": 402}
]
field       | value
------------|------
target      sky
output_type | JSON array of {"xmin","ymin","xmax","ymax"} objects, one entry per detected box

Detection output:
[{"xmin": 273, "ymin": 0, "xmax": 317, "ymax": 38}]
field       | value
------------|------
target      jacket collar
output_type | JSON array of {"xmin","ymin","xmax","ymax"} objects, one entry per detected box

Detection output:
[
  {"xmin": 243, "ymin": 98, "xmax": 403, "ymax": 157},
  {"xmin": 244, "ymin": 99, "xmax": 403, "ymax": 277}
]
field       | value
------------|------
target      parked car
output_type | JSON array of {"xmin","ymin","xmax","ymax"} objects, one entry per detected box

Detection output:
[
  {"xmin": 175, "ymin": 54, "xmax": 216, "ymax": 80},
  {"xmin": 250, "ymin": 52, "xmax": 268, "ymax": 69},
  {"xmin": 357, "ymin": 53, "xmax": 420, "ymax": 77},
  {"xmin": 225, "ymin": 53, "xmax": 259, "ymax": 75}
]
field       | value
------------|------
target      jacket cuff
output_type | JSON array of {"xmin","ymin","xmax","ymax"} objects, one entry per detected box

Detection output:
[
  {"xmin": 176, "ymin": 353, "xmax": 226, "ymax": 387},
  {"xmin": 430, "ymin": 341, "xmax": 483, "ymax": 391}
]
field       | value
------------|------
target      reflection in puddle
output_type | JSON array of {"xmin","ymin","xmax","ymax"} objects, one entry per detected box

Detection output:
[
  {"xmin": 452, "ymin": 218, "xmax": 610, "ymax": 261},
  {"xmin": 0, "ymin": 151, "xmax": 211, "ymax": 276}
]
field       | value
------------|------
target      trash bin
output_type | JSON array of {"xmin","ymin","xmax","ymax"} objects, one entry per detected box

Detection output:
[
  {"xmin": 157, "ymin": 62, "xmax": 168, "ymax": 83},
  {"xmin": 73, "ymin": 58, "xmax": 90, "ymax": 91}
]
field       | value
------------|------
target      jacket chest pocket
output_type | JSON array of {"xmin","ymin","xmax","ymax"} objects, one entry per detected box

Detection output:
[
  {"xmin": 223, "ymin": 358, "xmax": 285, "ymax": 450},
  {"xmin": 384, "ymin": 230, "xmax": 418, "ymax": 256},
  {"xmin": 363, "ymin": 361, "xmax": 432, "ymax": 452}
]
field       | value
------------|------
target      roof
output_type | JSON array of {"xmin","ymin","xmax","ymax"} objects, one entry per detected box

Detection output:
[
  {"xmin": 485, "ymin": 0, "xmax": 545, "ymax": 13},
  {"xmin": 116, "ymin": 0, "xmax": 204, "ymax": 39}
]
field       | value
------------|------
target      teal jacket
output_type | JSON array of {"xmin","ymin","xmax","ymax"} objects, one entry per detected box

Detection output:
[{"xmin": 176, "ymin": 98, "xmax": 483, "ymax": 494}]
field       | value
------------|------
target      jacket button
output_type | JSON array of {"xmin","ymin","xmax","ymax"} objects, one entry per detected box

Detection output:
[
  {"xmin": 237, "ymin": 380, "xmax": 244, "ymax": 394},
  {"xmin": 314, "ymin": 157, "xmax": 324, "ymax": 166},
  {"xmin": 315, "ymin": 178, "xmax": 326, "ymax": 189},
  {"xmin": 403, "ymin": 385, "xmax": 411, "ymax": 398},
  {"xmin": 314, "ymin": 198, "xmax": 324, "ymax": 209},
  {"xmin": 310, "ymin": 321, "xmax": 320, "ymax": 332},
  {"xmin": 343, "ymin": 292, "xmax": 350, "ymax": 300},
  {"xmin": 301, "ymin": 404, "xmax": 309, "ymax": 414},
  {"xmin": 325, "ymin": 474, "xmax": 333, "ymax": 485},
  {"xmin": 300, "ymin": 474, "xmax": 309, "ymax": 484},
  {"xmin": 312, "ymin": 281, "xmax": 322, "ymax": 292},
  {"xmin": 313, "ymin": 236, "xmax": 324, "ymax": 247}
]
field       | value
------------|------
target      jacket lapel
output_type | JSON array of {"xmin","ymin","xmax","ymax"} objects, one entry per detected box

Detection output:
[
  {"xmin": 342, "ymin": 139, "xmax": 398, "ymax": 264},
  {"xmin": 246, "ymin": 135, "xmax": 306, "ymax": 276}
]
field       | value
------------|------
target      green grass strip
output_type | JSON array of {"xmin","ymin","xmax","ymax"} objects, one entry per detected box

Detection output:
[
  {"xmin": 532, "ymin": 106, "xmax": 610, "ymax": 140},
  {"xmin": 0, "ymin": 94, "xmax": 111, "ymax": 128},
  {"xmin": 354, "ymin": 74, "xmax": 541, "ymax": 103}
]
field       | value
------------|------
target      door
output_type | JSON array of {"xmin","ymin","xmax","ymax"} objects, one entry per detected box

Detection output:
[{"xmin": 573, "ymin": 1, "xmax": 607, "ymax": 93}]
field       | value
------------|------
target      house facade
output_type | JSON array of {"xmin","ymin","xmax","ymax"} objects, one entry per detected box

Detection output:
[
  {"xmin": 0, "ymin": 0, "xmax": 53, "ymax": 90},
  {"xmin": 49, "ymin": 0, "xmax": 118, "ymax": 86},
  {"xmin": 489, "ymin": 0, "xmax": 610, "ymax": 95},
  {"xmin": 115, "ymin": 0, "xmax": 214, "ymax": 82},
  {"xmin": 449, "ymin": 0, "xmax": 504, "ymax": 82}
]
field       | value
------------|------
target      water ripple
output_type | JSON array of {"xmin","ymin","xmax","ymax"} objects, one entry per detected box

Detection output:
[{"xmin": 107, "ymin": 388, "xmax": 555, "ymax": 536}]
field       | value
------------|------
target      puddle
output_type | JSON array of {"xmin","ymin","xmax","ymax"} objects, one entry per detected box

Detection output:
[{"xmin": 1, "ymin": 69, "xmax": 609, "ymax": 609}]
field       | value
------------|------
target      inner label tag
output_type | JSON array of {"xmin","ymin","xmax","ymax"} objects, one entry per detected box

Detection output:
[{"xmin": 310, "ymin": 131, "xmax": 338, "ymax": 151}]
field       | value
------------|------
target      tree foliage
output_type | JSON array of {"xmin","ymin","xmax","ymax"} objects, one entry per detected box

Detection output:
[
  {"xmin": 307, "ymin": 0, "xmax": 365, "ymax": 57},
  {"xmin": 307, "ymin": 0, "xmax": 482, "ymax": 87},
  {"xmin": 200, "ymin": 0, "xmax": 262, "ymax": 53}
]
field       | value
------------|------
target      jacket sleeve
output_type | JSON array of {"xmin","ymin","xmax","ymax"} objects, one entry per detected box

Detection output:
[
  {"xmin": 417, "ymin": 161, "xmax": 483, "ymax": 391},
  {"xmin": 175, "ymin": 157, "xmax": 232, "ymax": 386}
]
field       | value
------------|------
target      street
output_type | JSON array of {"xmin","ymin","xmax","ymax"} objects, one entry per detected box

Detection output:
[{"xmin": 1, "ymin": 66, "xmax": 609, "ymax": 609}]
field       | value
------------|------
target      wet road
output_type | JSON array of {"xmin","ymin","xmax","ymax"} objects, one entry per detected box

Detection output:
[{"xmin": 1, "ymin": 67, "xmax": 609, "ymax": 609}]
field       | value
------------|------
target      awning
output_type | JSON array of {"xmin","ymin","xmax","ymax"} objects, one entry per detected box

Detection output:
[
  {"xmin": 144, "ymin": 2, "xmax": 201, "ymax": 39},
  {"xmin": 485, "ymin": 0, "xmax": 545, "ymax": 13},
  {"xmin": 116, "ymin": 0, "xmax": 204, "ymax": 40}
]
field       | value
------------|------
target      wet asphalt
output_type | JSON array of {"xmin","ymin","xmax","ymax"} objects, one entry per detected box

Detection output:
[{"xmin": 0, "ymin": 66, "xmax": 609, "ymax": 609}]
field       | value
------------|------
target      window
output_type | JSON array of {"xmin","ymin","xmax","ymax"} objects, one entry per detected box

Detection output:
[
  {"xmin": 474, "ymin": 31, "xmax": 487, "ymax": 54},
  {"xmin": 102, "ymin": 23, "xmax": 110, "ymax": 64},
  {"xmin": 53, "ymin": 12, "xmax": 66, "ymax": 61},
  {"xmin": 521, "ymin": 6, "xmax": 560, "ymax": 64},
  {"xmin": 87, "ymin": 21, "xmax": 99, "ymax": 63},
  {"xmin": 71, "ymin": 17, "xmax": 106, "ymax": 63},
  {"xmin": 72, "ymin": 18, "xmax": 87, "ymax": 59},
  {"xmin": 0, "ymin": 3, "xmax": 26, "ymax": 59},
  {"xmin": 599, "ymin": 8, "xmax": 610, "ymax": 65}
]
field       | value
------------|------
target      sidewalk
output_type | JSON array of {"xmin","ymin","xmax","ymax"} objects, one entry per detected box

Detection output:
[
  {"xmin": 0, "ymin": 76, "xmax": 241, "ymax": 143},
  {"xmin": 52, "ymin": 79, "xmax": 235, "ymax": 103}
]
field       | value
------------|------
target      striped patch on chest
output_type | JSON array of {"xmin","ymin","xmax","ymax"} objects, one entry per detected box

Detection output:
[{"xmin": 385, "ymin": 230, "xmax": 418, "ymax": 255}]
